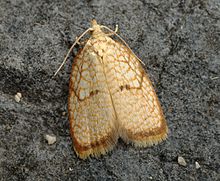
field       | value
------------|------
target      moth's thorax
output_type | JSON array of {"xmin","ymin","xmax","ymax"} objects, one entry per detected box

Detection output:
[
  {"xmin": 84, "ymin": 35, "xmax": 114, "ymax": 58},
  {"xmin": 88, "ymin": 20, "xmax": 115, "ymax": 54}
]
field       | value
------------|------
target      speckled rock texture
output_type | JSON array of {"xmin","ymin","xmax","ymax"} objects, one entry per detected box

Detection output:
[{"xmin": 0, "ymin": 0, "xmax": 219, "ymax": 180}]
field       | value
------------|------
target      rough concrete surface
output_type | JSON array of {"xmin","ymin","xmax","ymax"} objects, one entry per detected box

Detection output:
[{"xmin": 0, "ymin": 0, "xmax": 219, "ymax": 180}]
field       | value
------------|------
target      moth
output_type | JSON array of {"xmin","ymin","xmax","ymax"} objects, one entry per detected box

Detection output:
[{"xmin": 55, "ymin": 20, "xmax": 168, "ymax": 159}]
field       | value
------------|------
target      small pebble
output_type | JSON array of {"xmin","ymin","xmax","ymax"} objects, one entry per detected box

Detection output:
[
  {"xmin": 14, "ymin": 92, "xmax": 22, "ymax": 102},
  {"xmin": 45, "ymin": 134, "xmax": 56, "ymax": 145},
  {"xmin": 195, "ymin": 161, "xmax": 201, "ymax": 169},
  {"xmin": 178, "ymin": 156, "xmax": 187, "ymax": 166},
  {"xmin": 62, "ymin": 111, "xmax": 67, "ymax": 116}
]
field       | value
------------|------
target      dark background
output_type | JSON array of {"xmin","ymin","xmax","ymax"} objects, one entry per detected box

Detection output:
[{"xmin": 0, "ymin": 0, "xmax": 219, "ymax": 180}]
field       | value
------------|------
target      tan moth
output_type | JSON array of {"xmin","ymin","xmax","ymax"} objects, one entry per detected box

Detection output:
[{"xmin": 55, "ymin": 20, "xmax": 168, "ymax": 159}]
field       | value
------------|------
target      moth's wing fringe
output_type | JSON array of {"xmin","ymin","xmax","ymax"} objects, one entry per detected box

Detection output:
[
  {"xmin": 73, "ymin": 130, "xmax": 119, "ymax": 159},
  {"xmin": 132, "ymin": 125, "xmax": 168, "ymax": 147}
]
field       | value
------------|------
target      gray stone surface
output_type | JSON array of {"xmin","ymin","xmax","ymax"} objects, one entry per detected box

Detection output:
[{"xmin": 0, "ymin": 0, "xmax": 219, "ymax": 180}]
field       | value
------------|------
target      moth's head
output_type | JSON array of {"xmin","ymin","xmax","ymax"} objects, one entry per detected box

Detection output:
[{"xmin": 90, "ymin": 19, "xmax": 105, "ymax": 37}]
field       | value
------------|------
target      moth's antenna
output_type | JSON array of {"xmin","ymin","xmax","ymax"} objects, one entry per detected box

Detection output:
[
  {"xmin": 101, "ymin": 25, "xmax": 145, "ymax": 65},
  {"xmin": 53, "ymin": 28, "xmax": 93, "ymax": 77}
]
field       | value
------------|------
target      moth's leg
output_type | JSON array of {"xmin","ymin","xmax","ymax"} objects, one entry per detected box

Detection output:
[{"xmin": 75, "ymin": 36, "xmax": 87, "ymax": 45}]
